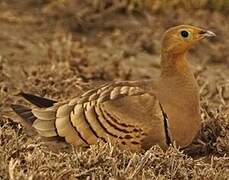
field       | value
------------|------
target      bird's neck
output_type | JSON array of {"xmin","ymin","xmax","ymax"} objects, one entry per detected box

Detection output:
[
  {"xmin": 159, "ymin": 50, "xmax": 199, "ymax": 103},
  {"xmin": 158, "ymin": 51, "xmax": 201, "ymax": 147},
  {"xmin": 160, "ymin": 52, "xmax": 191, "ymax": 78}
]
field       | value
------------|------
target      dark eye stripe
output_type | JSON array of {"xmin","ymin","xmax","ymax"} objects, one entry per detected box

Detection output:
[{"xmin": 181, "ymin": 30, "xmax": 189, "ymax": 38}]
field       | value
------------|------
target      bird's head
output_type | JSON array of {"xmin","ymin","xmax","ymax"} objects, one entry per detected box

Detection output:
[{"xmin": 161, "ymin": 25, "xmax": 216, "ymax": 55}]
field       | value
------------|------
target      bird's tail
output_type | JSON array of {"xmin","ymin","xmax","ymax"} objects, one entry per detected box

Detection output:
[
  {"xmin": 18, "ymin": 92, "xmax": 57, "ymax": 108},
  {"xmin": 7, "ymin": 92, "xmax": 58, "ymax": 136},
  {"xmin": 7, "ymin": 93, "xmax": 69, "ymax": 150},
  {"xmin": 1, "ymin": 104, "xmax": 34, "ymax": 130},
  {"xmin": 11, "ymin": 104, "xmax": 36, "ymax": 127}
]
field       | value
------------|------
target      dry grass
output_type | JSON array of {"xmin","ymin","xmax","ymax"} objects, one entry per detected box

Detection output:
[
  {"xmin": 0, "ymin": 1, "xmax": 229, "ymax": 179},
  {"xmin": 43, "ymin": 0, "xmax": 229, "ymax": 13}
]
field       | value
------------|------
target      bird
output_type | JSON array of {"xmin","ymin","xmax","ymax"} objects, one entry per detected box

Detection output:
[{"xmin": 11, "ymin": 25, "xmax": 216, "ymax": 152}]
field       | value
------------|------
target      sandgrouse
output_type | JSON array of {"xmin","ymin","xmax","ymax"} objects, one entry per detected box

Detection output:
[{"xmin": 11, "ymin": 25, "xmax": 216, "ymax": 152}]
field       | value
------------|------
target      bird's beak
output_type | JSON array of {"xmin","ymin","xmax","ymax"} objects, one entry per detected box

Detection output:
[
  {"xmin": 199, "ymin": 30, "xmax": 216, "ymax": 38},
  {"xmin": 203, "ymin": 30, "xmax": 216, "ymax": 37}
]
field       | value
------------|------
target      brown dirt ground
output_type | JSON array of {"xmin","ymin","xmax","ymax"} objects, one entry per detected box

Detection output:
[{"xmin": 0, "ymin": 1, "xmax": 229, "ymax": 179}]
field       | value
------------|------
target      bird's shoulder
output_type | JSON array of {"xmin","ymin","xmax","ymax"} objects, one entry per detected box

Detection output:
[{"xmin": 67, "ymin": 79, "xmax": 157, "ymax": 107}]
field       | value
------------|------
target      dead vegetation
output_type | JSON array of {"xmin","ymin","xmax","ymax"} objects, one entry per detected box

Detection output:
[{"xmin": 0, "ymin": 0, "xmax": 229, "ymax": 179}]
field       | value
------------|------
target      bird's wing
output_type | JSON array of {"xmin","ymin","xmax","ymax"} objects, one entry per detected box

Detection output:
[{"xmin": 12, "ymin": 80, "xmax": 167, "ymax": 151}]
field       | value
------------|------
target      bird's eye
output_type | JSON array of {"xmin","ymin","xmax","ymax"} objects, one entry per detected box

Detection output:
[{"xmin": 180, "ymin": 30, "xmax": 189, "ymax": 38}]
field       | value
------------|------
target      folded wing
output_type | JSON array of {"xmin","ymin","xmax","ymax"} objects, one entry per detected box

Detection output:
[{"xmin": 12, "ymin": 81, "xmax": 167, "ymax": 151}]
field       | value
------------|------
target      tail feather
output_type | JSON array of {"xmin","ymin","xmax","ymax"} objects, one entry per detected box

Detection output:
[
  {"xmin": 18, "ymin": 92, "xmax": 57, "ymax": 108},
  {"xmin": 11, "ymin": 104, "xmax": 37, "ymax": 126},
  {"xmin": 11, "ymin": 92, "xmax": 59, "ymax": 138}
]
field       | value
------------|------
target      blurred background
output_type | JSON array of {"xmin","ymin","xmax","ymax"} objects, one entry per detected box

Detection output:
[
  {"xmin": 0, "ymin": 0, "xmax": 229, "ymax": 101},
  {"xmin": 0, "ymin": 0, "xmax": 228, "ymax": 100},
  {"xmin": 0, "ymin": 1, "xmax": 228, "ymax": 179}
]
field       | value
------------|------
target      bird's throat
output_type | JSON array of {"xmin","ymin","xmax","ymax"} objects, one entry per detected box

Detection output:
[
  {"xmin": 160, "ymin": 52, "xmax": 191, "ymax": 77},
  {"xmin": 159, "ymin": 51, "xmax": 198, "ymax": 100}
]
